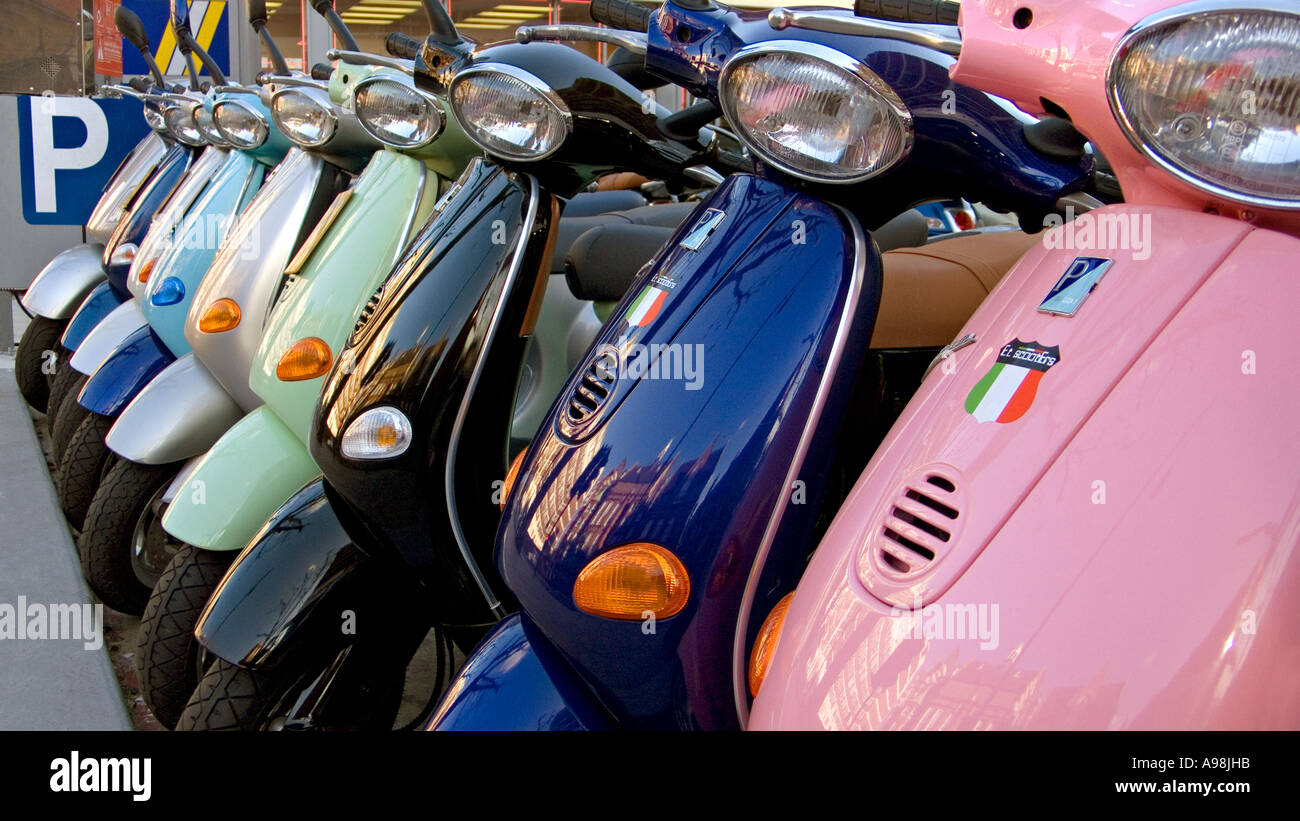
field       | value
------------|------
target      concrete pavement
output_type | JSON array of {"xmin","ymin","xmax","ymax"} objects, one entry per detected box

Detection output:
[{"xmin": 0, "ymin": 360, "xmax": 132, "ymax": 730}]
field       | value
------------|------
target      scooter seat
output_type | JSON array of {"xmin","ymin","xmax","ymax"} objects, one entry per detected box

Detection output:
[
  {"xmin": 561, "ymin": 206, "xmax": 935, "ymax": 303},
  {"xmin": 869, "ymin": 229, "xmax": 1041, "ymax": 349},
  {"xmin": 564, "ymin": 189, "xmax": 649, "ymax": 218}
]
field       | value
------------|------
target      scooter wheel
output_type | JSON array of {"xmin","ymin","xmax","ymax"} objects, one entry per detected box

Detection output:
[
  {"xmin": 177, "ymin": 655, "xmax": 406, "ymax": 732},
  {"xmin": 137, "ymin": 545, "xmax": 235, "ymax": 729},
  {"xmin": 77, "ymin": 458, "xmax": 178, "ymax": 615},
  {"xmin": 49, "ymin": 380, "xmax": 90, "ymax": 466},
  {"xmin": 15, "ymin": 316, "xmax": 64, "ymax": 413},
  {"xmin": 56, "ymin": 411, "xmax": 115, "ymax": 529}
]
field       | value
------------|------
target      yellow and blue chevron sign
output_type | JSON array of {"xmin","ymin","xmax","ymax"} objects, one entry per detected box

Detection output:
[{"xmin": 120, "ymin": 0, "xmax": 230, "ymax": 79}]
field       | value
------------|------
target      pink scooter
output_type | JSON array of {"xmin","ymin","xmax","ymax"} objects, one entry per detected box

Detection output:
[{"xmin": 750, "ymin": 0, "xmax": 1300, "ymax": 729}]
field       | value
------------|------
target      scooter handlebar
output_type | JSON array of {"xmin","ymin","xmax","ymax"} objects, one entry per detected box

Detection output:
[
  {"xmin": 590, "ymin": 0, "xmax": 652, "ymax": 33},
  {"xmin": 855, "ymin": 0, "xmax": 959, "ymax": 24},
  {"xmin": 386, "ymin": 32, "xmax": 423, "ymax": 60},
  {"xmin": 127, "ymin": 76, "xmax": 153, "ymax": 93},
  {"xmin": 310, "ymin": 62, "xmax": 334, "ymax": 81}
]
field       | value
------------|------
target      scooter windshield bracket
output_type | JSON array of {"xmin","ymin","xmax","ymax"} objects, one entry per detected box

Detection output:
[
  {"xmin": 767, "ymin": 9, "xmax": 962, "ymax": 56},
  {"xmin": 516, "ymin": 25, "xmax": 648, "ymax": 56}
]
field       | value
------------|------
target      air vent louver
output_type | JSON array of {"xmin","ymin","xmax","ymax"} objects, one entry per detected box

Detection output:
[
  {"xmin": 565, "ymin": 359, "xmax": 618, "ymax": 425},
  {"xmin": 875, "ymin": 473, "xmax": 961, "ymax": 578}
]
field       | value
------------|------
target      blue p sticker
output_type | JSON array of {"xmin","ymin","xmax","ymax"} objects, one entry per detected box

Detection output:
[{"xmin": 1038, "ymin": 256, "xmax": 1113, "ymax": 317}]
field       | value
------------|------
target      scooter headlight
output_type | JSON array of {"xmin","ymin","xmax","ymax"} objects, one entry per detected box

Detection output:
[
  {"xmin": 271, "ymin": 88, "xmax": 338, "ymax": 148},
  {"xmin": 1108, "ymin": 5, "xmax": 1300, "ymax": 208},
  {"xmin": 354, "ymin": 77, "xmax": 444, "ymax": 149},
  {"xmin": 341, "ymin": 406, "xmax": 413, "ymax": 460},
  {"xmin": 144, "ymin": 102, "xmax": 167, "ymax": 131},
  {"xmin": 213, "ymin": 100, "xmax": 269, "ymax": 149},
  {"xmin": 449, "ymin": 64, "xmax": 572, "ymax": 161},
  {"xmin": 164, "ymin": 104, "xmax": 205, "ymax": 147},
  {"xmin": 193, "ymin": 105, "xmax": 227, "ymax": 147},
  {"xmin": 719, "ymin": 42, "xmax": 913, "ymax": 184}
]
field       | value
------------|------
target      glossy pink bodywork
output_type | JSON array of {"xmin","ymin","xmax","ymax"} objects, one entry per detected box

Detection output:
[{"xmin": 750, "ymin": 0, "xmax": 1300, "ymax": 729}]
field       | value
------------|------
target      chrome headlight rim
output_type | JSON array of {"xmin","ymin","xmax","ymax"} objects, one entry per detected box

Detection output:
[
  {"xmin": 143, "ymin": 102, "xmax": 167, "ymax": 132},
  {"xmin": 1106, "ymin": 0, "xmax": 1300, "ymax": 211},
  {"xmin": 449, "ymin": 63, "xmax": 574, "ymax": 162},
  {"xmin": 718, "ymin": 40, "xmax": 915, "ymax": 185},
  {"xmin": 164, "ymin": 103, "xmax": 206, "ymax": 147},
  {"xmin": 193, "ymin": 105, "xmax": 228, "ymax": 148},
  {"xmin": 271, "ymin": 87, "xmax": 339, "ymax": 149},
  {"xmin": 213, "ymin": 99, "xmax": 270, "ymax": 149},
  {"xmin": 353, "ymin": 75, "xmax": 446, "ymax": 149}
]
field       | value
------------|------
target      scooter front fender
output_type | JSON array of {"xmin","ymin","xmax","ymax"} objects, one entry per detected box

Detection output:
[
  {"xmin": 425, "ymin": 614, "xmax": 611, "ymax": 731},
  {"xmin": 161, "ymin": 406, "xmax": 320, "ymax": 551},
  {"xmin": 106, "ymin": 354, "xmax": 243, "ymax": 465},
  {"xmin": 77, "ymin": 325, "xmax": 175, "ymax": 416},
  {"xmin": 60, "ymin": 281, "xmax": 126, "ymax": 354},
  {"xmin": 21, "ymin": 244, "xmax": 107, "ymax": 320},
  {"xmin": 68, "ymin": 299, "xmax": 147, "ymax": 375},
  {"xmin": 194, "ymin": 480, "xmax": 417, "ymax": 671}
]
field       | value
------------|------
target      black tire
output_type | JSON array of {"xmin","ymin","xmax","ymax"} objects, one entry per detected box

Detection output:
[
  {"xmin": 77, "ymin": 458, "xmax": 179, "ymax": 615},
  {"xmin": 15, "ymin": 316, "xmax": 64, "ymax": 412},
  {"xmin": 56, "ymin": 411, "xmax": 115, "ymax": 529},
  {"xmin": 137, "ymin": 546, "xmax": 235, "ymax": 729},
  {"xmin": 178, "ymin": 655, "xmax": 406, "ymax": 732},
  {"xmin": 49, "ymin": 377, "xmax": 90, "ymax": 466}
]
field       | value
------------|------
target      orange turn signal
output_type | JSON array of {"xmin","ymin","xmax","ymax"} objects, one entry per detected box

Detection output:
[
  {"xmin": 573, "ymin": 543, "xmax": 689, "ymax": 620},
  {"xmin": 500, "ymin": 448, "xmax": 527, "ymax": 511},
  {"xmin": 748, "ymin": 592, "xmax": 795, "ymax": 697},
  {"xmin": 198, "ymin": 298, "xmax": 241, "ymax": 333},
  {"xmin": 137, "ymin": 257, "xmax": 157, "ymax": 284},
  {"xmin": 276, "ymin": 337, "xmax": 332, "ymax": 381}
]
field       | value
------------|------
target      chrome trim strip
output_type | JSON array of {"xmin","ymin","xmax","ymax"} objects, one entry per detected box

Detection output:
[
  {"xmin": 444, "ymin": 171, "xmax": 542, "ymax": 619},
  {"xmin": 768, "ymin": 8, "xmax": 962, "ymax": 56},
  {"xmin": 730, "ymin": 201, "xmax": 869, "ymax": 727},
  {"xmin": 717, "ymin": 40, "xmax": 915, "ymax": 185},
  {"xmin": 1105, "ymin": 0, "xmax": 1300, "ymax": 211},
  {"xmin": 393, "ymin": 166, "xmax": 431, "ymax": 267}
]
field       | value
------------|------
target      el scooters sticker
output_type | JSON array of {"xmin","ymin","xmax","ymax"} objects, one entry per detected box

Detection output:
[
  {"xmin": 965, "ymin": 339, "xmax": 1061, "ymax": 424},
  {"xmin": 624, "ymin": 273, "xmax": 677, "ymax": 328}
]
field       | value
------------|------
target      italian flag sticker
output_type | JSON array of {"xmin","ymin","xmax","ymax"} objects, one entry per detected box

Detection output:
[
  {"xmin": 965, "ymin": 339, "xmax": 1061, "ymax": 424},
  {"xmin": 625, "ymin": 284, "xmax": 669, "ymax": 328}
]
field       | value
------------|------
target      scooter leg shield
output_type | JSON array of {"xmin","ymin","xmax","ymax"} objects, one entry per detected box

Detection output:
[
  {"xmin": 21, "ymin": 244, "xmax": 107, "ymax": 320},
  {"xmin": 76, "ymin": 325, "xmax": 175, "ymax": 417},
  {"xmin": 425, "ymin": 614, "xmax": 611, "ymax": 731},
  {"xmin": 193, "ymin": 479, "xmax": 417, "ymax": 671},
  {"xmin": 68, "ymin": 299, "xmax": 147, "ymax": 375},
  {"xmin": 60, "ymin": 281, "xmax": 127, "ymax": 354},
  {"xmin": 160, "ymin": 406, "xmax": 320, "ymax": 552},
  {"xmin": 105, "ymin": 354, "xmax": 244, "ymax": 465}
]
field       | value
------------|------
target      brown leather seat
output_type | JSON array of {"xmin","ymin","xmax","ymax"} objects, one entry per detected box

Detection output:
[{"xmin": 870, "ymin": 229, "xmax": 1040, "ymax": 349}]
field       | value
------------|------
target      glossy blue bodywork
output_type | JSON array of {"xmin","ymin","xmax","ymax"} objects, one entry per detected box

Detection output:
[
  {"xmin": 454, "ymin": 0, "xmax": 1098, "ymax": 732},
  {"xmin": 646, "ymin": 2, "xmax": 1089, "ymax": 227},
  {"xmin": 497, "ymin": 172, "xmax": 880, "ymax": 730},
  {"xmin": 103, "ymin": 142, "xmax": 195, "ymax": 296},
  {"xmin": 61, "ymin": 281, "xmax": 127, "ymax": 353},
  {"xmin": 427, "ymin": 614, "xmax": 611, "ymax": 731},
  {"xmin": 77, "ymin": 324, "xmax": 176, "ymax": 416},
  {"xmin": 140, "ymin": 148, "xmax": 266, "ymax": 359}
]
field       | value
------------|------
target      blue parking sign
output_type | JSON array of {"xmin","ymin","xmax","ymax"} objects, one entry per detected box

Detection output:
[{"xmin": 16, "ymin": 95, "xmax": 151, "ymax": 226}]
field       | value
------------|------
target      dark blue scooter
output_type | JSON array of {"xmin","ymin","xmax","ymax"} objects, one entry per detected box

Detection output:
[{"xmin": 428, "ymin": 0, "xmax": 1100, "ymax": 730}]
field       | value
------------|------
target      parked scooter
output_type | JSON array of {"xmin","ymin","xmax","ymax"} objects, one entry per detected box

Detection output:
[
  {"xmin": 128, "ymin": 0, "xmax": 480, "ymax": 727},
  {"xmin": 30, "ymin": 7, "xmax": 201, "ymax": 419},
  {"xmin": 178, "ymin": 14, "xmax": 729, "ymax": 729},
  {"xmin": 424, "ymin": 0, "xmax": 1108, "ymax": 731},
  {"xmin": 749, "ymin": 0, "xmax": 1300, "ymax": 730},
  {"xmin": 69, "ymin": 1, "xmax": 382, "ymax": 626},
  {"xmin": 54, "ymin": 3, "xmax": 291, "ymax": 530}
]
